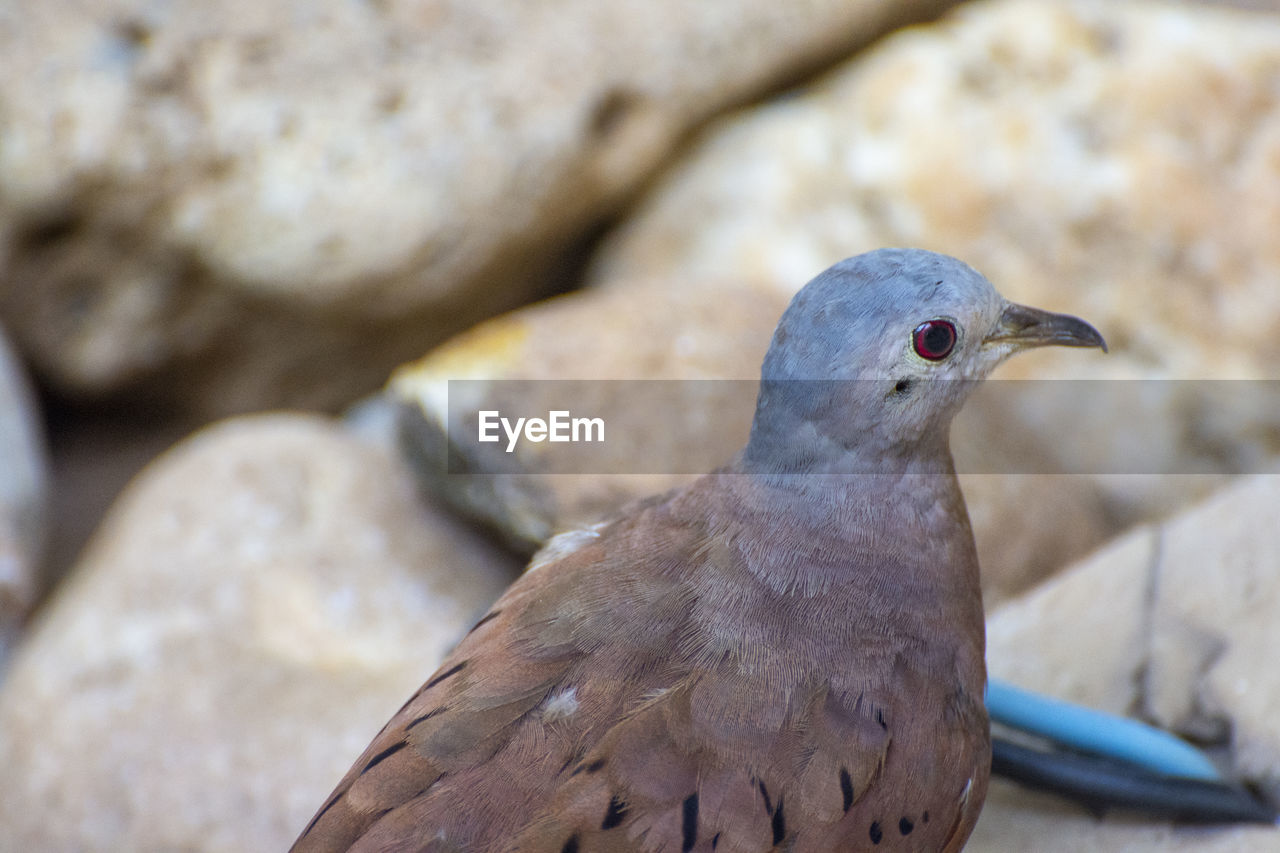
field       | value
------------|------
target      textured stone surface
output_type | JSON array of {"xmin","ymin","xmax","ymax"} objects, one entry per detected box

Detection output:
[
  {"xmin": 977, "ymin": 474, "xmax": 1280, "ymax": 848},
  {"xmin": 392, "ymin": 276, "xmax": 1113, "ymax": 601},
  {"xmin": 0, "ymin": 324, "xmax": 46, "ymax": 660},
  {"xmin": 0, "ymin": 415, "xmax": 520, "ymax": 851},
  {"xmin": 1148, "ymin": 476, "xmax": 1280, "ymax": 784},
  {"xmin": 591, "ymin": 0, "xmax": 1280, "ymax": 521},
  {"xmin": 0, "ymin": 0, "xmax": 956, "ymax": 417}
]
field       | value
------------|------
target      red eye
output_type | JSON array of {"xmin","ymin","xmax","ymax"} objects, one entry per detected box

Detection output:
[{"xmin": 912, "ymin": 319, "xmax": 957, "ymax": 361}]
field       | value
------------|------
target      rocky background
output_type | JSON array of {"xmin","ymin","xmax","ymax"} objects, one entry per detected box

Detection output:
[{"xmin": 2, "ymin": 0, "xmax": 1279, "ymax": 849}]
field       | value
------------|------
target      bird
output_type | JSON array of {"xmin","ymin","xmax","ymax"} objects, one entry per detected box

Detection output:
[{"xmin": 293, "ymin": 248, "xmax": 1106, "ymax": 853}]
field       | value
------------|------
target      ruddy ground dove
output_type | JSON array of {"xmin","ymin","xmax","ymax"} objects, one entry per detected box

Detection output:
[{"xmin": 294, "ymin": 248, "xmax": 1106, "ymax": 852}]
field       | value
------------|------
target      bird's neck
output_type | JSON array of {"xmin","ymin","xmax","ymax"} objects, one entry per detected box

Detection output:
[
  {"xmin": 739, "ymin": 419, "xmax": 953, "ymax": 478},
  {"xmin": 709, "ymin": 443, "xmax": 980, "ymax": 607}
]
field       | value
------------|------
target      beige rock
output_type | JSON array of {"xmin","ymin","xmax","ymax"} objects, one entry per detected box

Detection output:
[
  {"xmin": 591, "ymin": 0, "xmax": 1280, "ymax": 522},
  {"xmin": 1149, "ymin": 476, "xmax": 1280, "ymax": 782},
  {"xmin": 0, "ymin": 415, "xmax": 520, "ymax": 851},
  {"xmin": 0, "ymin": 0, "xmax": 957, "ymax": 417},
  {"xmin": 392, "ymin": 276, "xmax": 1114, "ymax": 601},
  {"xmin": 978, "ymin": 474, "xmax": 1280, "ymax": 848},
  {"xmin": 0, "ymin": 324, "xmax": 46, "ymax": 660}
]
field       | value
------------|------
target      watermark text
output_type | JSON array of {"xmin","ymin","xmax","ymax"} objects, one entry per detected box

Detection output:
[{"xmin": 478, "ymin": 410, "xmax": 605, "ymax": 453}]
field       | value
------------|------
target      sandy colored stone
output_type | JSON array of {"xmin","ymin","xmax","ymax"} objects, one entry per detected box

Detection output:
[
  {"xmin": 979, "ymin": 474, "xmax": 1280, "ymax": 847},
  {"xmin": 0, "ymin": 324, "xmax": 46, "ymax": 660},
  {"xmin": 0, "ymin": 0, "xmax": 957, "ymax": 417},
  {"xmin": 0, "ymin": 414, "xmax": 520, "ymax": 851},
  {"xmin": 392, "ymin": 276, "xmax": 1113, "ymax": 601},
  {"xmin": 1148, "ymin": 476, "xmax": 1280, "ymax": 785},
  {"xmin": 591, "ymin": 0, "xmax": 1280, "ymax": 522}
]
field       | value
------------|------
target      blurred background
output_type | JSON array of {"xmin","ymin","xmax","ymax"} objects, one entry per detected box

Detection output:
[{"xmin": 2, "ymin": 0, "xmax": 1280, "ymax": 849}]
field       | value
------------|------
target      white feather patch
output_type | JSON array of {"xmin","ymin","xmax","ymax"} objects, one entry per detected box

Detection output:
[
  {"xmin": 527, "ymin": 524, "xmax": 604, "ymax": 573},
  {"xmin": 542, "ymin": 687, "xmax": 579, "ymax": 721}
]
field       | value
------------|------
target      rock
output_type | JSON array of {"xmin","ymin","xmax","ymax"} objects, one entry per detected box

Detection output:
[
  {"xmin": 0, "ymin": 414, "xmax": 520, "ymax": 851},
  {"xmin": 0, "ymin": 0, "xmax": 958, "ymax": 417},
  {"xmin": 976, "ymin": 474, "xmax": 1280, "ymax": 848},
  {"xmin": 0, "ymin": 324, "xmax": 47, "ymax": 661},
  {"xmin": 1147, "ymin": 476, "xmax": 1280, "ymax": 783},
  {"xmin": 392, "ymin": 276, "xmax": 1114, "ymax": 602},
  {"xmin": 590, "ymin": 0, "xmax": 1280, "ymax": 523}
]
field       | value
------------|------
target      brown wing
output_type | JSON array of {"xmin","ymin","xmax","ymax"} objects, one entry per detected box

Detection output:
[
  {"xmin": 291, "ymin": 587, "xmax": 575, "ymax": 853},
  {"xmin": 293, "ymin": 477, "xmax": 989, "ymax": 852},
  {"xmin": 291, "ymin": 502, "xmax": 705, "ymax": 852}
]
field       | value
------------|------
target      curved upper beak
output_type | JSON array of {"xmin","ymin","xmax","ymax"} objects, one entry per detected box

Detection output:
[{"xmin": 983, "ymin": 301, "xmax": 1108, "ymax": 353}]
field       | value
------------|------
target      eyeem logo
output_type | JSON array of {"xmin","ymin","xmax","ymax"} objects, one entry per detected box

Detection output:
[{"xmin": 477, "ymin": 410, "xmax": 605, "ymax": 453}]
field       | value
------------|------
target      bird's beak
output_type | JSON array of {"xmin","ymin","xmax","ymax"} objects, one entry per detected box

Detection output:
[{"xmin": 983, "ymin": 302, "xmax": 1108, "ymax": 353}]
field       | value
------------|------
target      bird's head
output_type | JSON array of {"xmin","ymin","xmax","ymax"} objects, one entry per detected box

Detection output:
[{"xmin": 743, "ymin": 248, "xmax": 1106, "ymax": 475}]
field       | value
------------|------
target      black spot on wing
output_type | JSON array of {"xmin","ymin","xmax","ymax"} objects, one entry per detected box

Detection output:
[
  {"xmin": 840, "ymin": 767, "xmax": 855, "ymax": 813},
  {"xmin": 601, "ymin": 795, "xmax": 629, "ymax": 830},
  {"xmin": 711, "ymin": 831, "xmax": 720, "ymax": 850},
  {"xmin": 770, "ymin": 795, "xmax": 786, "ymax": 845},
  {"xmin": 362, "ymin": 740, "xmax": 407, "ymax": 774},
  {"xmin": 756, "ymin": 779, "xmax": 773, "ymax": 814},
  {"xmin": 681, "ymin": 793, "xmax": 699, "ymax": 852},
  {"xmin": 424, "ymin": 661, "xmax": 467, "ymax": 690},
  {"xmin": 869, "ymin": 820, "xmax": 883, "ymax": 844},
  {"xmin": 899, "ymin": 816, "xmax": 915, "ymax": 835},
  {"xmin": 561, "ymin": 833, "xmax": 580, "ymax": 853}
]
